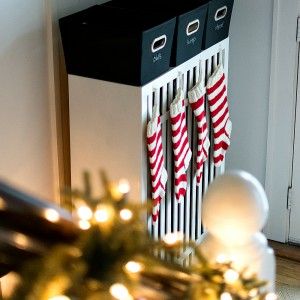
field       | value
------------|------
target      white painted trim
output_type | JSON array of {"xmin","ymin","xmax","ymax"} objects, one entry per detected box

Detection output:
[
  {"xmin": 45, "ymin": 0, "xmax": 61, "ymax": 204},
  {"xmin": 264, "ymin": 0, "xmax": 299, "ymax": 242}
]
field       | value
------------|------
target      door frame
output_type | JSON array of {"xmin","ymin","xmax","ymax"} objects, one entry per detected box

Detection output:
[
  {"xmin": 289, "ymin": 59, "xmax": 300, "ymax": 244},
  {"xmin": 264, "ymin": 0, "xmax": 299, "ymax": 242}
]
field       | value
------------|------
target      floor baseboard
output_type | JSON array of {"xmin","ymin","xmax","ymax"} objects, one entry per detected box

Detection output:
[{"xmin": 268, "ymin": 240, "xmax": 300, "ymax": 262}]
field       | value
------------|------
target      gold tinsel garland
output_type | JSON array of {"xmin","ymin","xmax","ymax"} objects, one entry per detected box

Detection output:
[{"xmin": 6, "ymin": 172, "xmax": 276, "ymax": 300}]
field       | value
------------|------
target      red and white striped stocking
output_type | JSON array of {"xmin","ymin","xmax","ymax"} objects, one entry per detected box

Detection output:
[
  {"xmin": 188, "ymin": 78, "xmax": 210, "ymax": 185},
  {"xmin": 170, "ymin": 88, "xmax": 192, "ymax": 202},
  {"xmin": 206, "ymin": 63, "xmax": 232, "ymax": 167},
  {"xmin": 147, "ymin": 103, "xmax": 168, "ymax": 224}
]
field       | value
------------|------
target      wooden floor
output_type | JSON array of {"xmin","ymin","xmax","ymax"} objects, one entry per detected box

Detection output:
[{"xmin": 269, "ymin": 240, "xmax": 300, "ymax": 286}]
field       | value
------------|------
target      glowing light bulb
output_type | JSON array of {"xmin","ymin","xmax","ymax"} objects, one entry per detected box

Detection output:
[
  {"xmin": 120, "ymin": 209, "xmax": 132, "ymax": 221},
  {"xmin": 95, "ymin": 208, "xmax": 109, "ymax": 222},
  {"xmin": 109, "ymin": 283, "xmax": 133, "ymax": 300},
  {"xmin": 77, "ymin": 206, "xmax": 93, "ymax": 220},
  {"xmin": 216, "ymin": 253, "xmax": 228, "ymax": 263},
  {"xmin": 163, "ymin": 232, "xmax": 184, "ymax": 245},
  {"xmin": 44, "ymin": 208, "xmax": 60, "ymax": 223},
  {"xmin": 118, "ymin": 179, "xmax": 130, "ymax": 194},
  {"xmin": 248, "ymin": 289, "xmax": 258, "ymax": 297},
  {"xmin": 249, "ymin": 289, "xmax": 258, "ymax": 297},
  {"xmin": 13, "ymin": 233, "xmax": 29, "ymax": 249},
  {"xmin": 224, "ymin": 269, "xmax": 239, "ymax": 283},
  {"xmin": 78, "ymin": 219, "xmax": 91, "ymax": 230},
  {"xmin": 49, "ymin": 296, "xmax": 70, "ymax": 300},
  {"xmin": 125, "ymin": 261, "xmax": 143, "ymax": 273},
  {"xmin": 265, "ymin": 293, "xmax": 277, "ymax": 300},
  {"xmin": 220, "ymin": 292, "xmax": 232, "ymax": 300}
]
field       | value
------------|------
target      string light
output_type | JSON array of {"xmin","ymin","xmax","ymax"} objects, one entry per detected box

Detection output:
[
  {"xmin": 120, "ymin": 209, "xmax": 132, "ymax": 221},
  {"xmin": 224, "ymin": 269, "xmax": 239, "ymax": 283},
  {"xmin": 220, "ymin": 292, "xmax": 232, "ymax": 300},
  {"xmin": 77, "ymin": 205, "xmax": 93, "ymax": 220},
  {"xmin": 48, "ymin": 296, "xmax": 70, "ymax": 300},
  {"xmin": 163, "ymin": 232, "xmax": 184, "ymax": 245},
  {"xmin": 265, "ymin": 293, "xmax": 277, "ymax": 300},
  {"xmin": 124, "ymin": 261, "xmax": 143, "ymax": 273},
  {"xmin": 108, "ymin": 178, "xmax": 130, "ymax": 202},
  {"xmin": 118, "ymin": 179, "xmax": 130, "ymax": 194},
  {"xmin": 13, "ymin": 233, "xmax": 30, "ymax": 249},
  {"xmin": 78, "ymin": 219, "xmax": 91, "ymax": 230},
  {"xmin": 109, "ymin": 283, "xmax": 133, "ymax": 300},
  {"xmin": 249, "ymin": 289, "xmax": 258, "ymax": 297},
  {"xmin": 44, "ymin": 208, "xmax": 60, "ymax": 223},
  {"xmin": 216, "ymin": 253, "xmax": 229, "ymax": 263},
  {"xmin": 94, "ymin": 206, "xmax": 110, "ymax": 222}
]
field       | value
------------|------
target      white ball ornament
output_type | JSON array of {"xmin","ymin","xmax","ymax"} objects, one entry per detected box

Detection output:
[
  {"xmin": 197, "ymin": 170, "xmax": 275, "ymax": 293},
  {"xmin": 202, "ymin": 169, "xmax": 269, "ymax": 242}
]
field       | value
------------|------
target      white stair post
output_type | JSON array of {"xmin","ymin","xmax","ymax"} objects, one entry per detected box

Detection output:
[{"xmin": 196, "ymin": 170, "xmax": 276, "ymax": 293}]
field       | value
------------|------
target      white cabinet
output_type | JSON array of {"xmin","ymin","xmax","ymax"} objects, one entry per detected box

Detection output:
[{"xmin": 68, "ymin": 38, "xmax": 229, "ymax": 250}]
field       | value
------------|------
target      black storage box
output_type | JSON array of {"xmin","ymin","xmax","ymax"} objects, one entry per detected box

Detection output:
[
  {"xmin": 201, "ymin": 0, "xmax": 234, "ymax": 49},
  {"xmin": 59, "ymin": 5, "xmax": 176, "ymax": 86},
  {"xmin": 103, "ymin": 0, "xmax": 208, "ymax": 66}
]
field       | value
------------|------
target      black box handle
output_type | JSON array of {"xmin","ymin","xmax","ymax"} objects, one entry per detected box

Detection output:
[
  {"xmin": 151, "ymin": 34, "xmax": 167, "ymax": 53},
  {"xmin": 186, "ymin": 19, "xmax": 200, "ymax": 36},
  {"xmin": 215, "ymin": 5, "xmax": 227, "ymax": 21}
]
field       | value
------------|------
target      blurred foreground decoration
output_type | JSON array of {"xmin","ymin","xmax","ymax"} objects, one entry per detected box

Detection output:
[
  {"xmin": 0, "ymin": 171, "xmax": 277, "ymax": 300},
  {"xmin": 0, "ymin": 180, "xmax": 80, "ymax": 277}
]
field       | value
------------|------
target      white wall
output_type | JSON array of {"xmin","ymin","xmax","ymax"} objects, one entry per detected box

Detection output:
[
  {"xmin": 225, "ymin": 0, "xmax": 274, "ymax": 186},
  {"xmin": 0, "ymin": 0, "xmax": 105, "ymax": 203},
  {"xmin": 0, "ymin": 1, "xmax": 54, "ymax": 201}
]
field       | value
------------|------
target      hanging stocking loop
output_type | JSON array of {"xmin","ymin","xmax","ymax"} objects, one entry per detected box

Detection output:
[
  {"xmin": 198, "ymin": 59, "xmax": 203, "ymax": 83},
  {"xmin": 177, "ymin": 71, "xmax": 183, "ymax": 90},
  {"xmin": 219, "ymin": 45, "xmax": 223, "ymax": 66},
  {"xmin": 153, "ymin": 88, "xmax": 158, "ymax": 106}
]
